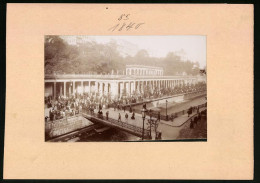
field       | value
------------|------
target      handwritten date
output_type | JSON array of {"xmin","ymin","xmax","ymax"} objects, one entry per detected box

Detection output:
[{"xmin": 108, "ymin": 14, "xmax": 145, "ymax": 32}]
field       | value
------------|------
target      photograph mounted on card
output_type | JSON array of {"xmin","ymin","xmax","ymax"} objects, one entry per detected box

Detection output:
[{"xmin": 4, "ymin": 4, "xmax": 253, "ymax": 180}]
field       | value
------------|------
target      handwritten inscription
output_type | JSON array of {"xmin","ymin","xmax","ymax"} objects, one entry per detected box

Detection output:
[{"xmin": 108, "ymin": 14, "xmax": 145, "ymax": 32}]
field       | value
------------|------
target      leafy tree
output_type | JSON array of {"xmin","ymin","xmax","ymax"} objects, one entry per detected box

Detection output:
[{"xmin": 44, "ymin": 36, "xmax": 202, "ymax": 76}]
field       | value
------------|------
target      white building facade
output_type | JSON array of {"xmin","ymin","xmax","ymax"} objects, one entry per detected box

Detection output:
[{"xmin": 126, "ymin": 65, "xmax": 163, "ymax": 76}]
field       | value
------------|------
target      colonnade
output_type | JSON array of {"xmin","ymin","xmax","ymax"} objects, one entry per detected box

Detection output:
[
  {"xmin": 126, "ymin": 68, "xmax": 163, "ymax": 76},
  {"xmin": 125, "ymin": 65, "xmax": 164, "ymax": 76},
  {"xmin": 45, "ymin": 78, "xmax": 197, "ymax": 99}
]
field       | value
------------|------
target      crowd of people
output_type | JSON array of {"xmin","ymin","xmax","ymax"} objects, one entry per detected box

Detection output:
[
  {"xmin": 45, "ymin": 92, "xmax": 110, "ymax": 122},
  {"xmin": 189, "ymin": 109, "xmax": 206, "ymax": 129},
  {"xmin": 114, "ymin": 82, "xmax": 206, "ymax": 106},
  {"xmin": 45, "ymin": 82, "xmax": 206, "ymax": 122}
]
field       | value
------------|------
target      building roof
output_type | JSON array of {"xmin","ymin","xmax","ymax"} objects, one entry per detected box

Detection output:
[{"xmin": 126, "ymin": 65, "xmax": 163, "ymax": 70}]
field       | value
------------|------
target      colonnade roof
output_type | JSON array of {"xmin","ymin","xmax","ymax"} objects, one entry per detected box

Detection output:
[
  {"xmin": 126, "ymin": 64, "xmax": 163, "ymax": 70},
  {"xmin": 45, "ymin": 74, "xmax": 198, "ymax": 80}
]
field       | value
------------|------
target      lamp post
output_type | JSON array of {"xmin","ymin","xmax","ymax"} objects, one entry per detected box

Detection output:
[
  {"xmin": 141, "ymin": 107, "xmax": 147, "ymax": 140},
  {"xmin": 166, "ymin": 100, "xmax": 168, "ymax": 121},
  {"xmin": 149, "ymin": 109, "xmax": 152, "ymax": 139}
]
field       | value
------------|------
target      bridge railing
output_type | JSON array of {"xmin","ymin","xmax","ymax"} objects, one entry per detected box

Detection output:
[
  {"xmin": 83, "ymin": 109, "xmax": 150, "ymax": 137},
  {"xmin": 45, "ymin": 114, "xmax": 83, "ymax": 130},
  {"xmin": 178, "ymin": 108, "xmax": 207, "ymax": 128}
]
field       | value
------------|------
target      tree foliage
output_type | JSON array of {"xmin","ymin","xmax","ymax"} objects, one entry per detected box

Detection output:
[{"xmin": 45, "ymin": 36, "xmax": 202, "ymax": 76}]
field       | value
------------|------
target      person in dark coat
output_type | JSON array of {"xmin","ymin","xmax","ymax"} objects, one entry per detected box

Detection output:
[
  {"xmin": 125, "ymin": 113, "xmax": 128, "ymax": 122},
  {"xmin": 188, "ymin": 107, "xmax": 192, "ymax": 117},
  {"xmin": 98, "ymin": 110, "xmax": 103, "ymax": 119},
  {"xmin": 194, "ymin": 116, "xmax": 198, "ymax": 125},
  {"xmin": 143, "ymin": 103, "xmax": 147, "ymax": 110},
  {"xmin": 129, "ymin": 105, "xmax": 132, "ymax": 113},
  {"xmin": 114, "ymin": 103, "xmax": 116, "ymax": 111},
  {"xmin": 118, "ymin": 113, "xmax": 121, "ymax": 122},
  {"xmin": 106, "ymin": 111, "xmax": 109, "ymax": 120},
  {"xmin": 190, "ymin": 119, "xmax": 194, "ymax": 129},
  {"xmin": 131, "ymin": 112, "xmax": 135, "ymax": 120},
  {"xmin": 171, "ymin": 113, "xmax": 174, "ymax": 122},
  {"xmin": 198, "ymin": 112, "xmax": 201, "ymax": 122},
  {"xmin": 158, "ymin": 112, "xmax": 161, "ymax": 122},
  {"xmin": 50, "ymin": 110, "xmax": 54, "ymax": 121}
]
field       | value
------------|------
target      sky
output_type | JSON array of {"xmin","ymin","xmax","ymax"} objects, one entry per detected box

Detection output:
[{"xmin": 62, "ymin": 35, "xmax": 206, "ymax": 68}]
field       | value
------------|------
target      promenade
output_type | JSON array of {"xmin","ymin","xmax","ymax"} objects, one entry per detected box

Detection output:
[{"xmin": 93, "ymin": 103, "xmax": 206, "ymax": 140}]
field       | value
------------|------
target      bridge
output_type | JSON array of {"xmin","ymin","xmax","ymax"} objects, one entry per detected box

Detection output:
[
  {"xmin": 45, "ymin": 102, "xmax": 207, "ymax": 142},
  {"xmin": 82, "ymin": 111, "xmax": 150, "ymax": 139}
]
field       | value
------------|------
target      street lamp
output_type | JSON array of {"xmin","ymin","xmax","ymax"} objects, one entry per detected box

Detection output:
[
  {"xmin": 166, "ymin": 100, "xmax": 168, "ymax": 121},
  {"xmin": 149, "ymin": 109, "xmax": 152, "ymax": 139},
  {"xmin": 141, "ymin": 107, "xmax": 147, "ymax": 140}
]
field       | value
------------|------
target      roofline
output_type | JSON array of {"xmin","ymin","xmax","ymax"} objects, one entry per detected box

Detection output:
[{"xmin": 125, "ymin": 65, "xmax": 163, "ymax": 70}]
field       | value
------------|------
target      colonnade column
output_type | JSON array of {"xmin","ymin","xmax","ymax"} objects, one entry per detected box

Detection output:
[
  {"xmin": 110, "ymin": 82, "xmax": 118, "ymax": 98},
  {"xmin": 104, "ymin": 83, "xmax": 108, "ymax": 95},
  {"xmin": 130, "ymin": 82, "xmax": 134, "ymax": 94},
  {"xmin": 72, "ymin": 81, "xmax": 75, "ymax": 95},
  {"xmin": 119, "ymin": 82, "xmax": 123, "ymax": 96},
  {"xmin": 64, "ymin": 82, "xmax": 66, "ymax": 97},
  {"xmin": 140, "ymin": 81, "xmax": 143, "ymax": 93},
  {"xmin": 88, "ymin": 81, "xmax": 91, "ymax": 93},
  {"xmin": 136, "ymin": 81, "xmax": 139, "ymax": 93},
  {"xmin": 139, "ymin": 81, "xmax": 142, "ymax": 93},
  {"xmin": 53, "ymin": 82, "xmax": 56, "ymax": 99},
  {"xmin": 59, "ymin": 84, "xmax": 62, "ymax": 96},
  {"xmin": 81, "ymin": 81, "xmax": 83, "ymax": 94},
  {"xmin": 94, "ymin": 82, "xmax": 98, "ymax": 93}
]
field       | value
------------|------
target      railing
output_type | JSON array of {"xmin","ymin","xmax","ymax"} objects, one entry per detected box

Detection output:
[
  {"xmin": 150, "ymin": 102, "xmax": 207, "ymax": 121},
  {"xmin": 82, "ymin": 110, "xmax": 150, "ymax": 138},
  {"xmin": 181, "ymin": 108, "xmax": 207, "ymax": 128},
  {"xmin": 45, "ymin": 74, "xmax": 124, "ymax": 79},
  {"xmin": 45, "ymin": 114, "xmax": 82, "ymax": 129},
  {"xmin": 107, "ymin": 90, "xmax": 206, "ymax": 109}
]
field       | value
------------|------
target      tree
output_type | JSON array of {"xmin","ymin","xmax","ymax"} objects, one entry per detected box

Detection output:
[{"xmin": 44, "ymin": 36, "xmax": 203, "ymax": 76}]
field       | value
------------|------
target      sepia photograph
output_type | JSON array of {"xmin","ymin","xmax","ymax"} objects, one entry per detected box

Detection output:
[
  {"xmin": 4, "ymin": 3, "xmax": 253, "ymax": 180},
  {"xmin": 44, "ymin": 35, "xmax": 207, "ymax": 142}
]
